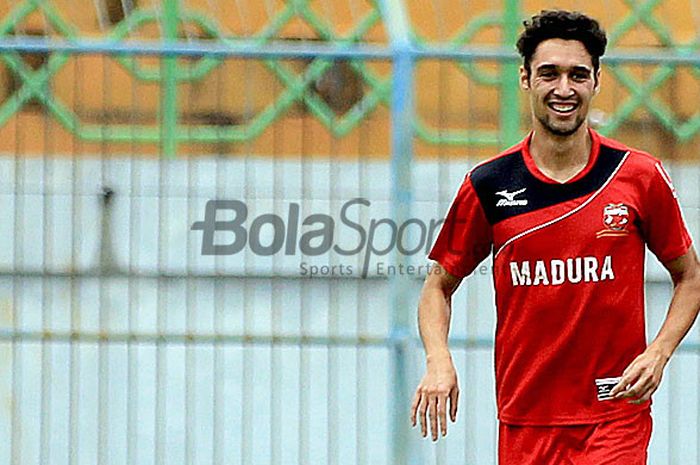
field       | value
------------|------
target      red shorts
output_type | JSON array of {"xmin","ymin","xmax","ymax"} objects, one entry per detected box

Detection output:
[{"xmin": 498, "ymin": 409, "xmax": 652, "ymax": 465}]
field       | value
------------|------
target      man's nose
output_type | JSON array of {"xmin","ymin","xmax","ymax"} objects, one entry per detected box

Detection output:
[{"xmin": 553, "ymin": 76, "xmax": 575, "ymax": 98}]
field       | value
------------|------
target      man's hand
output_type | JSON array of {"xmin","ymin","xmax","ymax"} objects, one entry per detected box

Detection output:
[
  {"xmin": 610, "ymin": 347, "xmax": 669, "ymax": 404},
  {"xmin": 410, "ymin": 354, "xmax": 459, "ymax": 441}
]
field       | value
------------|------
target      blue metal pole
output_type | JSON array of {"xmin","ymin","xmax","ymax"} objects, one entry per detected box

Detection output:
[
  {"xmin": 1, "ymin": 38, "xmax": 699, "ymax": 66},
  {"xmin": 378, "ymin": 1, "xmax": 416, "ymax": 464}
]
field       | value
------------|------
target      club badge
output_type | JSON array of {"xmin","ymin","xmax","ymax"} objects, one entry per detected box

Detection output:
[{"xmin": 596, "ymin": 203, "xmax": 630, "ymax": 238}]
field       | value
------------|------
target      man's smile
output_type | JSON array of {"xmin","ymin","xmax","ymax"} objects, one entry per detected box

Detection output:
[{"xmin": 547, "ymin": 100, "xmax": 579, "ymax": 115}]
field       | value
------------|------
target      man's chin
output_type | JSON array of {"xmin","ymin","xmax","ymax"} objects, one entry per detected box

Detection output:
[
  {"xmin": 540, "ymin": 118, "xmax": 585, "ymax": 137},
  {"xmin": 547, "ymin": 126, "xmax": 579, "ymax": 137}
]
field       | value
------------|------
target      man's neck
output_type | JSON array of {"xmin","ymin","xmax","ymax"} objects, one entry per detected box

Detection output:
[{"xmin": 529, "ymin": 124, "xmax": 592, "ymax": 183}]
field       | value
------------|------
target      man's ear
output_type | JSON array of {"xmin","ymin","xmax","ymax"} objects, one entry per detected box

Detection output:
[
  {"xmin": 519, "ymin": 65, "xmax": 530, "ymax": 90},
  {"xmin": 594, "ymin": 68, "xmax": 602, "ymax": 94}
]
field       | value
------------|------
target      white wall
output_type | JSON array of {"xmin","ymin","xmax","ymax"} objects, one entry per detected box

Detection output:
[{"xmin": 0, "ymin": 155, "xmax": 698, "ymax": 464}]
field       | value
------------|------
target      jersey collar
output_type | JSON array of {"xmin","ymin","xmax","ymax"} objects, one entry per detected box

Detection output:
[{"xmin": 521, "ymin": 128, "xmax": 601, "ymax": 185}]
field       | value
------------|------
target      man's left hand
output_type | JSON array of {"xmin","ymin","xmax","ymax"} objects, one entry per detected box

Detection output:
[{"xmin": 610, "ymin": 347, "xmax": 670, "ymax": 404}]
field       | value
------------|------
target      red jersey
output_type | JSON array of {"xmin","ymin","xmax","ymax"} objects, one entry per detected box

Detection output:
[{"xmin": 429, "ymin": 129, "xmax": 693, "ymax": 425}]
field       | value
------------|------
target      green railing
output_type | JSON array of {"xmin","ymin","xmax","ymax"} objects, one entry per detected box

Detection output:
[{"xmin": 0, "ymin": 0, "xmax": 699, "ymax": 156}]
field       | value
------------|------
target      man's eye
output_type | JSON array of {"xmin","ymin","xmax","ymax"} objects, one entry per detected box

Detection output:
[{"xmin": 572, "ymin": 73, "xmax": 589, "ymax": 81}]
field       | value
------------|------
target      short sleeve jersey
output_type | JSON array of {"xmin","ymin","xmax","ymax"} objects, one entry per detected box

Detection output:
[{"xmin": 429, "ymin": 129, "xmax": 693, "ymax": 425}]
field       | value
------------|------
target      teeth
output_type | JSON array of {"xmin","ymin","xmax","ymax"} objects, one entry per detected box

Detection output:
[{"xmin": 550, "ymin": 103, "xmax": 576, "ymax": 112}]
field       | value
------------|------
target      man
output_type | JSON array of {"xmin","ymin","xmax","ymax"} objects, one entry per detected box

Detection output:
[{"xmin": 409, "ymin": 10, "xmax": 700, "ymax": 465}]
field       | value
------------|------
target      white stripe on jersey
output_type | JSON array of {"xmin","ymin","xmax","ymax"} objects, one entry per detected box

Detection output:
[
  {"xmin": 494, "ymin": 151, "xmax": 630, "ymax": 259},
  {"xmin": 655, "ymin": 162, "xmax": 678, "ymax": 198}
]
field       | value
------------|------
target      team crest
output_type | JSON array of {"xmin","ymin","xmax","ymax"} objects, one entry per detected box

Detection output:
[{"xmin": 597, "ymin": 203, "xmax": 630, "ymax": 238}]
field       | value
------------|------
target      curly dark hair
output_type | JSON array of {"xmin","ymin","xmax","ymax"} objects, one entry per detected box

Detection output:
[{"xmin": 516, "ymin": 10, "xmax": 607, "ymax": 75}]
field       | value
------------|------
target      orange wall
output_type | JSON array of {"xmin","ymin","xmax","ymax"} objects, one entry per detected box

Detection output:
[{"xmin": 0, "ymin": 0, "xmax": 698, "ymax": 159}]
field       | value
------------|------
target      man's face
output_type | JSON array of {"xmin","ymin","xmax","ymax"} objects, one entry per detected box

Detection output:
[{"xmin": 520, "ymin": 38, "xmax": 600, "ymax": 137}]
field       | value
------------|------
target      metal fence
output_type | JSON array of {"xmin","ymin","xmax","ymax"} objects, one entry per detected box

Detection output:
[{"xmin": 0, "ymin": 1, "xmax": 699, "ymax": 464}]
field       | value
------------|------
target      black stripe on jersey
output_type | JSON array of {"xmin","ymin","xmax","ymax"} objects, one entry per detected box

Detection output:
[{"xmin": 470, "ymin": 144, "xmax": 627, "ymax": 225}]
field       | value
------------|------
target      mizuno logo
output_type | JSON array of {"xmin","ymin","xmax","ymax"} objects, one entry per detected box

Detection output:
[{"xmin": 496, "ymin": 188, "xmax": 528, "ymax": 207}]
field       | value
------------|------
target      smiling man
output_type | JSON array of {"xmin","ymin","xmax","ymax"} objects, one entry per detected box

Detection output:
[{"xmin": 409, "ymin": 10, "xmax": 700, "ymax": 465}]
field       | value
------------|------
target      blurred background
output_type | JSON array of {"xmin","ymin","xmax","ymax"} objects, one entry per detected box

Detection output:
[{"xmin": 0, "ymin": 1, "xmax": 698, "ymax": 464}]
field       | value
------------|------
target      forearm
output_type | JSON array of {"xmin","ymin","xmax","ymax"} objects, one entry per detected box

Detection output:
[
  {"xmin": 417, "ymin": 285, "xmax": 454, "ymax": 362},
  {"xmin": 648, "ymin": 275, "xmax": 700, "ymax": 359}
]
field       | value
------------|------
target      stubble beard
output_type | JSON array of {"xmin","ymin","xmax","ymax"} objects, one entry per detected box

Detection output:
[{"xmin": 537, "ymin": 112, "xmax": 587, "ymax": 137}]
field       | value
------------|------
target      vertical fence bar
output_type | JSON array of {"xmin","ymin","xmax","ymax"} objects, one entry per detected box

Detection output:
[
  {"xmin": 98, "ymin": 52, "xmax": 111, "ymax": 465},
  {"xmin": 10, "ymin": 87, "xmax": 23, "ymax": 465},
  {"xmin": 357, "ymin": 115, "xmax": 370, "ymax": 465},
  {"xmin": 155, "ymin": 136, "xmax": 167, "ymax": 465},
  {"xmin": 39, "ymin": 57, "xmax": 52, "ymax": 465},
  {"xmin": 161, "ymin": 0, "xmax": 179, "ymax": 157},
  {"xmin": 69, "ymin": 52, "xmax": 84, "ymax": 465},
  {"xmin": 185, "ymin": 165, "xmax": 195, "ymax": 465},
  {"xmin": 127, "ymin": 49, "xmax": 140, "ymax": 465},
  {"xmin": 378, "ymin": 1, "xmax": 416, "ymax": 465},
  {"xmin": 212, "ymin": 48, "xmax": 225, "ymax": 465},
  {"xmin": 212, "ymin": 276, "xmax": 223, "ymax": 465},
  {"xmin": 500, "ymin": 0, "xmax": 521, "ymax": 147}
]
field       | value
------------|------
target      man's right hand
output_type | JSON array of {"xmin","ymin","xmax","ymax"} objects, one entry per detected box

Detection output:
[{"xmin": 410, "ymin": 354, "xmax": 460, "ymax": 441}]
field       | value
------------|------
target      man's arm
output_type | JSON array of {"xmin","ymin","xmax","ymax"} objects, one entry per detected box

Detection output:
[
  {"xmin": 611, "ymin": 247, "xmax": 700, "ymax": 403},
  {"xmin": 409, "ymin": 262, "xmax": 463, "ymax": 441}
]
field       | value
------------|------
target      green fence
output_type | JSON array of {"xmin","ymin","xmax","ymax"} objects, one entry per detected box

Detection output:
[{"xmin": 1, "ymin": 0, "xmax": 699, "ymax": 158}]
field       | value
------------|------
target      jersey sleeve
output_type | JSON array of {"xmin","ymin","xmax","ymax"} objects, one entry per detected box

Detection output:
[
  {"xmin": 640, "ymin": 162, "xmax": 693, "ymax": 264},
  {"xmin": 428, "ymin": 174, "xmax": 493, "ymax": 278}
]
